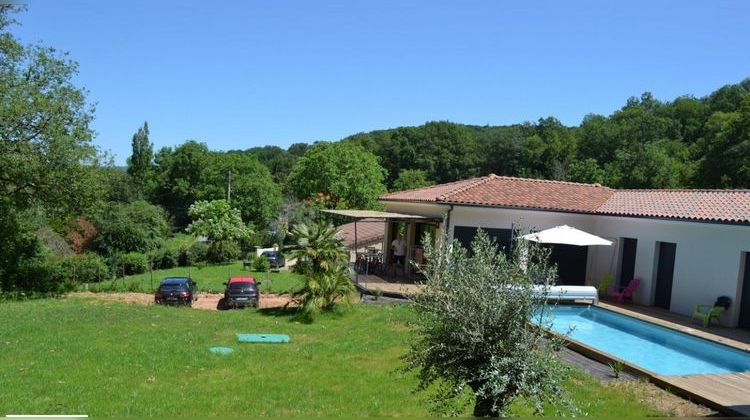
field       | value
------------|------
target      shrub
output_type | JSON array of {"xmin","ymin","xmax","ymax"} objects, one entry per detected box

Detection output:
[
  {"xmin": 290, "ymin": 265, "xmax": 354, "ymax": 319},
  {"xmin": 92, "ymin": 201, "xmax": 170, "ymax": 254},
  {"xmin": 186, "ymin": 242, "xmax": 209, "ymax": 265},
  {"xmin": 252, "ymin": 255, "xmax": 270, "ymax": 272},
  {"xmin": 151, "ymin": 247, "xmax": 178, "ymax": 270},
  {"xmin": 13, "ymin": 257, "xmax": 68, "ymax": 293},
  {"xmin": 206, "ymin": 240, "xmax": 240, "ymax": 263},
  {"xmin": 119, "ymin": 252, "xmax": 149, "ymax": 275},
  {"xmin": 404, "ymin": 230, "xmax": 570, "ymax": 416},
  {"xmin": 60, "ymin": 253, "xmax": 110, "ymax": 283}
]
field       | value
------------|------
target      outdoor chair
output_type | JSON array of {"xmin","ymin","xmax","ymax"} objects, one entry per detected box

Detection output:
[
  {"xmin": 609, "ymin": 278, "xmax": 640, "ymax": 303},
  {"xmin": 691, "ymin": 296, "xmax": 731, "ymax": 328},
  {"xmin": 597, "ymin": 274, "xmax": 614, "ymax": 298}
]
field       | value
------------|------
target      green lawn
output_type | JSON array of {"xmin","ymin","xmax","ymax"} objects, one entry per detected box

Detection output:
[
  {"xmin": 81, "ymin": 261, "xmax": 303, "ymax": 294},
  {"xmin": 0, "ymin": 297, "xmax": 669, "ymax": 417}
]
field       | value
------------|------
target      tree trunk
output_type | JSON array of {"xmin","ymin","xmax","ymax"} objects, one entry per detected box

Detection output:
[{"xmin": 472, "ymin": 394, "xmax": 499, "ymax": 417}]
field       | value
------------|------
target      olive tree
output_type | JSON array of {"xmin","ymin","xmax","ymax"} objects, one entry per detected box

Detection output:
[{"xmin": 404, "ymin": 229, "xmax": 570, "ymax": 416}]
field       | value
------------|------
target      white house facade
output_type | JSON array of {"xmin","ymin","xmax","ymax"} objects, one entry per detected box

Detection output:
[{"xmin": 377, "ymin": 175, "xmax": 750, "ymax": 328}]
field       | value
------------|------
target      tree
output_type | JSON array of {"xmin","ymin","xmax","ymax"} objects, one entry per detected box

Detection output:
[
  {"xmin": 288, "ymin": 219, "xmax": 348, "ymax": 275},
  {"xmin": 92, "ymin": 201, "xmax": 170, "ymax": 254},
  {"xmin": 288, "ymin": 219, "xmax": 354, "ymax": 319},
  {"xmin": 152, "ymin": 143, "xmax": 281, "ymax": 230},
  {"xmin": 392, "ymin": 169, "xmax": 433, "ymax": 192},
  {"xmin": 566, "ymin": 158, "xmax": 605, "ymax": 184},
  {"xmin": 0, "ymin": 5, "xmax": 100, "ymax": 220},
  {"xmin": 404, "ymin": 230, "xmax": 569, "ymax": 416},
  {"xmin": 186, "ymin": 199, "xmax": 252, "ymax": 242},
  {"xmin": 126, "ymin": 121, "xmax": 153, "ymax": 194},
  {"xmin": 0, "ymin": 5, "xmax": 101, "ymax": 288},
  {"xmin": 287, "ymin": 142, "xmax": 387, "ymax": 209}
]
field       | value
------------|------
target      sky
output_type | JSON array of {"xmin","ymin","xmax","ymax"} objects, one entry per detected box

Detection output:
[{"xmin": 12, "ymin": 0, "xmax": 750, "ymax": 164}]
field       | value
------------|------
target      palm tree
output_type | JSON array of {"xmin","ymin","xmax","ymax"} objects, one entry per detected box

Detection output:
[
  {"xmin": 289, "ymin": 219, "xmax": 348, "ymax": 274},
  {"xmin": 288, "ymin": 219, "xmax": 354, "ymax": 318},
  {"xmin": 292, "ymin": 265, "xmax": 355, "ymax": 317}
]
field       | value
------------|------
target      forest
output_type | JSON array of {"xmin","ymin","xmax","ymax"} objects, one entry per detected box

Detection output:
[{"xmin": 2, "ymin": 4, "xmax": 749, "ymax": 294}]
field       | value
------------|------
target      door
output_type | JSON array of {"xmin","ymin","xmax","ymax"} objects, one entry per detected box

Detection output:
[
  {"xmin": 654, "ymin": 242, "xmax": 677, "ymax": 310},
  {"xmin": 549, "ymin": 244, "xmax": 589, "ymax": 286},
  {"xmin": 619, "ymin": 238, "xmax": 638, "ymax": 287},
  {"xmin": 739, "ymin": 253, "xmax": 750, "ymax": 329}
]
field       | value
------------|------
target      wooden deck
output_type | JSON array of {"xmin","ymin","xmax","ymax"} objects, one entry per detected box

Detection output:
[
  {"xmin": 590, "ymin": 301, "xmax": 750, "ymax": 416},
  {"xmin": 654, "ymin": 372, "xmax": 750, "ymax": 417},
  {"xmin": 351, "ymin": 273, "xmax": 422, "ymax": 296}
]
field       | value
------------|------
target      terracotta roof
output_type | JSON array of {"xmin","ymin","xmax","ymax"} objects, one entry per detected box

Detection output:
[
  {"xmin": 599, "ymin": 190, "xmax": 750, "ymax": 224},
  {"xmin": 382, "ymin": 174, "xmax": 615, "ymax": 213},
  {"xmin": 337, "ymin": 219, "xmax": 385, "ymax": 249},
  {"xmin": 380, "ymin": 174, "xmax": 750, "ymax": 224},
  {"xmin": 380, "ymin": 177, "xmax": 488, "ymax": 202}
]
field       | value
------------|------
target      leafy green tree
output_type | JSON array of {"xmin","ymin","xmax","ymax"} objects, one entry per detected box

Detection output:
[
  {"xmin": 405, "ymin": 230, "xmax": 569, "ymax": 417},
  {"xmin": 520, "ymin": 118, "xmax": 577, "ymax": 180},
  {"xmin": 126, "ymin": 121, "xmax": 153, "ymax": 195},
  {"xmin": 477, "ymin": 125, "xmax": 525, "ymax": 176},
  {"xmin": 207, "ymin": 153, "xmax": 282, "ymax": 230},
  {"xmin": 604, "ymin": 141, "xmax": 691, "ymax": 188},
  {"xmin": 0, "ymin": 5, "xmax": 100, "ymax": 220},
  {"xmin": 287, "ymin": 142, "xmax": 387, "ymax": 209},
  {"xmin": 566, "ymin": 158, "xmax": 606, "ymax": 184},
  {"xmin": 695, "ymin": 94, "xmax": 750, "ymax": 187},
  {"xmin": 152, "ymin": 143, "xmax": 281, "ymax": 230},
  {"xmin": 92, "ymin": 201, "xmax": 170, "ymax": 254},
  {"xmin": 392, "ymin": 169, "xmax": 433, "ymax": 191},
  {"xmin": 0, "ymin": 5, "xmax": 101, "ymax": 289},
  {"xmin": 186, "ymin": 199, "xmax": 252, "ymax": 242}
]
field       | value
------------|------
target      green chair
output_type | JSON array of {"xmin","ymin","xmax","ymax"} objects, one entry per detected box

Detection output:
[
  {"xmin": 597, "ymin": 274, "xmax": 614, "ymax": 298},
  {"xmin": 691, "ymin": 296, "xmax": 731, "ymax": 327}
]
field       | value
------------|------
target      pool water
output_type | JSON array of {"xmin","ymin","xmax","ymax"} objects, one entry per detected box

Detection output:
[{"xmin": 535, "ymin": 305, "xmax": 750, "ymax": 375}]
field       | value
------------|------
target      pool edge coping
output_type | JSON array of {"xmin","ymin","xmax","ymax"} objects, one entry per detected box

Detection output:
[
  {"xmin": 540, "ymin": 306, "xmax": 750, "ymax": 417},
  {"xmin": 597, "ymin": 302, "xmax": 750, "ymax": 354}
]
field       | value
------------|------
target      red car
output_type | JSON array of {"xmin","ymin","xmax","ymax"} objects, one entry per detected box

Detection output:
[{"xmin": 222, "ymin": 276, "xmax": 260, "ymax": 309}]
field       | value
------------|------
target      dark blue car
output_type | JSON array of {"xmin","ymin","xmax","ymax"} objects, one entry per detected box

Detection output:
[{"xmin": 155, "ymin": 277, "xmax": 198, "ymax": 306}]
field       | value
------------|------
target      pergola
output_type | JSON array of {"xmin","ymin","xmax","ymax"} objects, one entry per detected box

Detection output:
[{"xmin": 322, "ymin": 209, "xmax": 440, "ymax": 285}]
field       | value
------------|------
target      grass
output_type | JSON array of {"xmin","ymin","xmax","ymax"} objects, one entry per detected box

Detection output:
[
  {"xmin": 0, "ymin": 297, "xmax": 671, "ymax": 417},
  {"xmin": 80, "ymin": 261, "xmax": 303, "ymax": 294}
]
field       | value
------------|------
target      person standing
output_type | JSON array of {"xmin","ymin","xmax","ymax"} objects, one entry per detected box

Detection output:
[{"xmin": 391, "ymin": 232, "xmax": 407, "ymax": 275}]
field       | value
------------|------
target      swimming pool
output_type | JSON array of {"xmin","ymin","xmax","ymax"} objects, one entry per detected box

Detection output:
[{"xmin": 536, "ymin": 305, "xmax": 750, "ymax": 375}]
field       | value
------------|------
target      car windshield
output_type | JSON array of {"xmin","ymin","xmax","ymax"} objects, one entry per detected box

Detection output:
[
  {"xmin": 263, "ymin": 251, "xmax": 280, "ymax": 257},
  {"xmin": 229, "ymin": 282, "xmax": 256, "ymax": 291},
  {"xmin": 160, "ymin": 284, "xmax": 186, "ymax": 291}
]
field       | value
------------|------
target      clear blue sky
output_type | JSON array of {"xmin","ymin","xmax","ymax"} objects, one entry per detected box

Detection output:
[{"xmin": 13, "ymin": 0, "xmax": 750, "ymax": 164}]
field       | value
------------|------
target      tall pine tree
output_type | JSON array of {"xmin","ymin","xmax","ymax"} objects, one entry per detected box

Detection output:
[{"xmin": 126, "ymin": 121, "xmax": 153, "ymax": 195}]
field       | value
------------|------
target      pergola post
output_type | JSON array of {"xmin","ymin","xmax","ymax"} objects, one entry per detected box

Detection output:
[{"xmin": 354, "ymin": 218, "xmax": 359, "ymax": 285}]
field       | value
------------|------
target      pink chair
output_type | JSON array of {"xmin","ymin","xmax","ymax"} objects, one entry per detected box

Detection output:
[{"xmin": 610, "ymin": 278, "xmax": 641, "ymax": 303}]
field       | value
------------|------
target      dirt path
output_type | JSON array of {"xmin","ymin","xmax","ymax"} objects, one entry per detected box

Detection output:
[{"xmin": 71, "ymin": 292, "xmax": 292, "ymax": 310}]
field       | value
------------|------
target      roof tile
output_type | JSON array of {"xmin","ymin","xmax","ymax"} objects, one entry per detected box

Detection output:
[{"xmin": 380, "ymin": 174, "xmax": 750, "ymax": 224}]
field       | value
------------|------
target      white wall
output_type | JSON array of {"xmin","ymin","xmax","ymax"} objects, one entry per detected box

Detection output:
[
  {"xmin": 383, "ymin": 200, "xmax": 750, "ymax": 327},
  {"xmin": 591, "ymin": 216, "xmax": 750, "ymax": 326}
]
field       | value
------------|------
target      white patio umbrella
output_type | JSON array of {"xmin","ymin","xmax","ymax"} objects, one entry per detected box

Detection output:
[{"xmin": 521, "ymin": 225, "xmax": 612, "ymax": 246}]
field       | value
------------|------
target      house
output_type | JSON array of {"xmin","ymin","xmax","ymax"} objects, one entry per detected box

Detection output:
[{"xmin": 374, "ymin": 174, "xmax": 750, "ymax": 328}]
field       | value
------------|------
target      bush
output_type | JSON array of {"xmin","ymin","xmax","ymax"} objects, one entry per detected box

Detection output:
[
  {"xmin": 186, "ymin": 241, "xmax": 209, "ymax": 265},
  {"xmin": 151, "ymin": 247, "xmax": 178, "ymax": 270},
  {"xmin": 119, "ymin": 252, "xmax": 149, "ymax": 276},
  {"xmin": 252, "ymin": 255, "xmax": 271, "ymax": 272},
  {"xmin": 206, "ymin": 240, "xmax": 240, "ymax": 263},
  {"xmin": 13, "ymin": 257, "xmax": 69, "ymax": 293},
  {"xmin": 92, "ymin": 201, "xmax": 170, "ymax": 254},
  {"xmin": 60, "ymin": 253, "xmax": 110, "ymax": 283}
]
